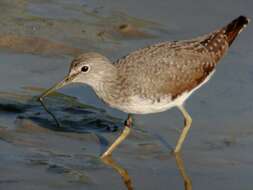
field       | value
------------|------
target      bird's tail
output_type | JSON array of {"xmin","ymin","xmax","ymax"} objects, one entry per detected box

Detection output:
[
  {"xmin": 223, "ymin": 15, "xmax": 250, "ymax": 46},
  {"xmin": 199, "ymin": 16, "xmax": 250, "ymax": 62}
]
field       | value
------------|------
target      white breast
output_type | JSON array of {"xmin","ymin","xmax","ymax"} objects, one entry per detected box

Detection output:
[
  {"xmin": 111, "ymin": 70, "xmax": 215, "ymax": 114},
  {"xmin": 115, "ymin": 93, "xmax": 187, "ymax": 114}
]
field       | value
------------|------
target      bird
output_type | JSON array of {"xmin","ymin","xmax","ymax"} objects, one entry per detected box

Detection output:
[{"xmin": 38, "ymin": 16, "xmax": 250, "ymax": 158}]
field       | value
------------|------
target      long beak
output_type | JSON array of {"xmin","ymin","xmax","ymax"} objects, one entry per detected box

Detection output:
[{"xmin": 38, "ymin": 75, "xmax": 72, "ymax": 101}]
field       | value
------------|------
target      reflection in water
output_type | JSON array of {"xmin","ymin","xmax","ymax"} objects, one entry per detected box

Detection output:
[
  {"xmin": 101, "ymin": 156, "xmax": 134, "ymax": 190},
  {"xmin": 174, "ymin": 153, "xmax": 192, "ymax": 190},
  {"xmin": 101, "ymin": 154, "xmax": 192, "ymax": 190}
]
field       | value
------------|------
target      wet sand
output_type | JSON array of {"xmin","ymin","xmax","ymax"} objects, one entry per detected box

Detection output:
[{"xmin": 0, "ymin": 0, "xmax": 253, "ymax": 190}]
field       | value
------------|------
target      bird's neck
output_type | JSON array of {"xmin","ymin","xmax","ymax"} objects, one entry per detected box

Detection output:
[{"xmin": 91, "ymin": 66, "xmax": 123, "ymax": 106}]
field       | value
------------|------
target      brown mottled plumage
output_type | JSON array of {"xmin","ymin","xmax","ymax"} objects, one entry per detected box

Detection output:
[
  {"xmin": 39, "ymin": 16, "xmax": 250, "ymax": 156},
  {"xmin": 113, "ymin": 16, "xmax": 249, "ymax": 106}
]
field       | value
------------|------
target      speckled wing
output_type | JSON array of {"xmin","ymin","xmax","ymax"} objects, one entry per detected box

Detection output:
[
  {"xmin": 115, "ymin": 41, "xmax": 216, "ymax": 100},
  {"xmin": 115, "ymin": 16, "xmax": 249, "ymax": 100}
]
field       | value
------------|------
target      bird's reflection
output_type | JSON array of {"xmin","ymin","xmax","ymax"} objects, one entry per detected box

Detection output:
[
  {"xmin": 101, "ymin": 156, "xmax": 134, "ymax": 190},
  {"xmin": 174, "ymin": 153, "xmax": 192, "ymax": 190},
  {"xmin": 101, "ymin": 153, "xmax": 192, "ymax": 190}
]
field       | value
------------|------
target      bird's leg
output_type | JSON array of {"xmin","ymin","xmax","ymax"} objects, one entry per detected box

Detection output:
[
  {"xmin": 101, "ymin": 115, "xmax": 132, "ymax": 158},
  {"xmin": 174, "ymin": 106, "xmax": 192, "ymax": 153}
]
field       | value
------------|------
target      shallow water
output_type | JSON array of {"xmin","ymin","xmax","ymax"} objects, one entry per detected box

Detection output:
[{"xmin": 0, "ymin": 0, "xmax": 253, "ymax": 190}]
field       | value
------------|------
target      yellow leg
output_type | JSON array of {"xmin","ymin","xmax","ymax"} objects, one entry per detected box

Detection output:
[
  {"xmin": 174, "ymin": 106, "xmax": 192, "ymax": 153},
  {"xmin": 101, "ymin": 115, "xmax": 132, "ymax": 158}
]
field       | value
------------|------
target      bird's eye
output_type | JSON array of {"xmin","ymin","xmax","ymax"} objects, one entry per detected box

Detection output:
[{"xmin": 81, "ymin": 65, "xmax": 90, "ymax": 72}]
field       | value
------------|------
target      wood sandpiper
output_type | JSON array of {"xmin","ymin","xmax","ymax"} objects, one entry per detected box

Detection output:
[{"xmin": 38, "ymin": 16, "xmax": 250, "ymax": 158}]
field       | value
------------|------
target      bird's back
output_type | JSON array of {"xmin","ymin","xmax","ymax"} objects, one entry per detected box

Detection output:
[{"xmin": 114, "ymin": 16, "xmax": 249, "ymax": 102}]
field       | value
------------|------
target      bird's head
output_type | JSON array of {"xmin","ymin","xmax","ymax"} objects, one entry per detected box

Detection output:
[{"xmin": 38, "ymin": 52, "xmax": 116, "ymax": 100}]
